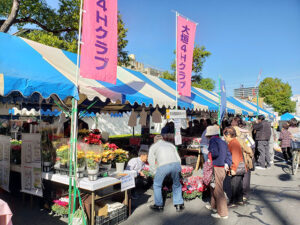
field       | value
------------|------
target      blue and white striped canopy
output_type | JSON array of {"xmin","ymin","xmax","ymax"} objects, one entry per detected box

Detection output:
[{"xmin": 0, "ymin": 32, "xmax": 273, "ymax": 116}]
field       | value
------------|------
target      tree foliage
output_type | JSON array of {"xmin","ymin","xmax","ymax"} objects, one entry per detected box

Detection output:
[
  {"xmin": 167, "ymin": 45, "xmax": 214, "ymax": 90},
  {"xmin": 192, "ymin": 78, "xmax": 215, "ymax": 91},
  {"xmin": 259, "ymin": 77, "xmax": 296, "ymax": 115},
  {"xmin": 161, "ymin": 71, "xmax": 175, "ymax": 81},
  {"xmin": 0, "ymin": 0, "xmax": 129, "ymax": 65}
]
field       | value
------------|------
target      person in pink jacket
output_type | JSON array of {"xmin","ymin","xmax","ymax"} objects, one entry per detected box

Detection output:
[{"xmin": 279, "ymin": 122, "xmax": 292, "ymax": 162}]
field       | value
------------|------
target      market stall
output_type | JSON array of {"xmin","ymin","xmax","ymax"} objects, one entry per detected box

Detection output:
[{"xmin": 0, "ymin": 31, "xmax": 275, "ymax": 225}]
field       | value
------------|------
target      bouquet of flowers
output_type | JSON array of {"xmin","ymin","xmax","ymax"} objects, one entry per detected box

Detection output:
[
  {"xmin": 114, "ymin": 149, "xmax": 129, "ymax": 163},
  {"xmin": 84, "ymin": 129, "xmax": 102, "ymax": 145},
  {"xmin": 77, "ymin": 150, "xmax": 85, "ymax": 168},
  {"xmin": 103, "ymin": 143, "xmax": 118, "ymax": 150},
  {"xmin": 86, "ymin": 151, "xmax": 102, "ymax": 170},
  {"xmin": 52, "ymin": 197, "xmax": 69, "ymax": 216},
  {"xmin": 101, "ymin": 150, "xmax": 115, "ymax": 164},
  {"xmin": 42, "ymin": 149, "xmax": 52, "ymax": 162},
  {"xmin": 56, "ymin": 145, "xmax": 69, "ymax": 165},
  {"xmin": 141, "ymin": 165, "xmax": 153, "ymax": 177},
  {"xmin": 181, "ymin": 165, "xmax": 193, "ymax": 178}
]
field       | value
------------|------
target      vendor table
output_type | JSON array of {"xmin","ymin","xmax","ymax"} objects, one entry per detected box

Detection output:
[{"xmin": 42, "ymin": 170, "xmax": 136, "ymax": 225}]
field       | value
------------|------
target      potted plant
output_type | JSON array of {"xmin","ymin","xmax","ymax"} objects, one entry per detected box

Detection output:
[
  {"xmin": 55, "ymin": 145, "xmax": 69, "ymax": 173},
  {"xmin": 86, "ymin": 151, "xmax": 102, "ymax": 181},
  {"xmin": 52, "ymin": 197, "xmax": 69, "ymax": 217},
  {"xmin": 76, "ymin": 150, "xmax": 85, "ymax": 178},
  {"xmin": 42, "ymin": 149, "xmax": 52, "ymax": 172},
  {"xmin": 114, "ymin": 149, "xmax": 129, "ymax": 172},
  {"xmin": 101, "ymin": 150, "xmax": 115, "ymax": 170}
]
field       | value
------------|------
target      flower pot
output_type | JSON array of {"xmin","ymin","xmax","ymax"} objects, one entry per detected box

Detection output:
[
  {"xmin": 43, "ymin": 162, "xmax": 52, "ymax": 172},
  {"xmin": 116, "ymin": 162, "xmax": 125, "ymax": 173},
  {"xmin": 101, "ymin": 163, "xmax": 111, "ymax": 170},
  {"xmin": 87, "ymin": 165, "xmax": 99, "ymax": 181},
  {"xmin": 76, "ymin": 166, "xmax": 85, "ymax": 178}
]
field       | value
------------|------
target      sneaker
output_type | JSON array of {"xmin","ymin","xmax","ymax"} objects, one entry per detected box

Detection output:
[
  {"xmin": 243, "ymin": 197, "xmax": 248, "ymax": 202},
  {"xmin": 211, "ymin": 213, "xmax": 228, "ymax": 219},
  {"xmin": 227, "ymin": 203, "xmax": 237, "ymax": 208},
  {"xmin": 205, "ymin": 204, "xmax": 217, "ymax": 213},
  {"xmin": 175, "ymin": 204, "xmax": 185, "ymax": 212},
  {"xmin": 150, "ymin": 205, "xmax": 164, "ymax": 212},
  {"xmin": 255, "ymin": 166, "xmax": 266, "ymax": 170}
]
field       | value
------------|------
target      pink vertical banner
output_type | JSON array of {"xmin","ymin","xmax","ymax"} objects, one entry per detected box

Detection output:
[
  {"xmin": 80, "ymin": 0, "xmax": 118, "ymax": 84},
  {"xmin": 176, "ymin": 15, "xmax": 196, "ymax": 97}
]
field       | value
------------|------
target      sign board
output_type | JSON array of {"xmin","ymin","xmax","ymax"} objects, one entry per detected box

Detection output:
[
  {"xmin": 166, "ymin": 110, "xmax": 186, "ymax": 119},
  {"xmin": 120, "ymin": 174, "xmax": 135, "ymax": 192},
  {"xmin": 21, "ymin": 133, "xmax": 43, "ymax": 197},
  {"xmin": 0, "ymin": 135, "xmax": 11, "ymax": 192}
]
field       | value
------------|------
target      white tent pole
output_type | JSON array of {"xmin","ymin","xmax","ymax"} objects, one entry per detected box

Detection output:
[{"xmin": 175, "ymin": 11, "xmax": 178, "ymax": 109}]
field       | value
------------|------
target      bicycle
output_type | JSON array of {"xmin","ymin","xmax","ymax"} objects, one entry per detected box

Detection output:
[{"xmin": 291, "ymin": 141, "xmax": 300, "ymax": 175}]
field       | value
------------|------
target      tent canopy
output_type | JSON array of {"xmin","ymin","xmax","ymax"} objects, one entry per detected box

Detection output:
[
  {"xmin": 0, "ymin": 32, "xmax": 275, "ymax": 117},
  {"xmin": 280, "ymin": 113, "xmax": 300, "ymax": 121}
]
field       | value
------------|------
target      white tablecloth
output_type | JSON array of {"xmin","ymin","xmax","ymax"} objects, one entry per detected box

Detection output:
[{"xmin": 42, "ymin": 170, "xmax": 137, "ymax": 191}]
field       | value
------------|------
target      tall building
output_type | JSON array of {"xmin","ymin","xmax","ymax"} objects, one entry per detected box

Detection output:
[
  {"xmin": 291, "ymin": 95, "xmax": 300, "ymax": 116},
  {"xmin": 234, "ymin": 85, "xmax": 258, "ymax": 100}
]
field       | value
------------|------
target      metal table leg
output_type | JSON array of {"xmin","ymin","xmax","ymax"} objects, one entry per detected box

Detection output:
[{"xmin": 91, "ymin": 192, "xmax": 95, "ymax": 225}]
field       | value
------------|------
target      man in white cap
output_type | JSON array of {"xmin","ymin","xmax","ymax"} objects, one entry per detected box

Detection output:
[{"xmin": 148, "ymin": 135, "xmax": 184, "ymax": 212}]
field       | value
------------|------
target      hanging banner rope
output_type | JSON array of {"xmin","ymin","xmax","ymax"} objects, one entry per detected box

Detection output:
[
  {"xmin": 80, "ymin": 0, "xmax": 118, "ymax": 84},
  {"xmin": 176, "ymin": 14, "xmax": 197, "ymax": 97}
]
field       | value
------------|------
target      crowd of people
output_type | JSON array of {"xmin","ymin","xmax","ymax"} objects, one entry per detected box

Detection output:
[{"xmin": 127, "ymin": 115, "xmax": 299, "ymax": 219}]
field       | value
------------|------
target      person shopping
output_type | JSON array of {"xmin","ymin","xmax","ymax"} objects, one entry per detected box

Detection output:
[
  {"xmin": 205, "ymin": 125, "xmax": 232, "ymax": 219},
  {"xmin": 148, "ymin": 135, "xmax": 184, "ymax": 212},
  {"xmin": 224, "ymin": 127, "xmax": 245, "ymax": 207},
  {"xmin": 279, "ymin": 122, "xmax": 292, "ymax": 163},
  {"xmin": 253, "ymin": 115, "xmax": 272, "ymax": 169}
]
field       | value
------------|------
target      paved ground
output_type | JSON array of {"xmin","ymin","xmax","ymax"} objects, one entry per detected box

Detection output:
[{"xmin": 1, "ymin": 152, "xmax": 300, "ymax": 225}]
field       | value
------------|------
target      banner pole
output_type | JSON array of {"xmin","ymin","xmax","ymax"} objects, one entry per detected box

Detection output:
[
  {"xmin": 175, "ymin": 11, "xmax": 178, "ymax": 110},
  {"xmin": 68, "ymin": 0, "xmax": 84, "ymax": 224},
  {"xmin": 218, "ymin": 76, "xmax": 221, "ymax": 126}
]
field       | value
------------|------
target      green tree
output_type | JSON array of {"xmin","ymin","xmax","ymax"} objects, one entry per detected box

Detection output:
[
  {"xmin": 259, "ymin": 77, "xmax": 296, "ymax": 115},
  {"xmin": 192, "ymin": 78, "xmax": 215, "ymax": 91},
  {"xmin": 161, "ymin": 70, "xmax": 175, "ymax": 81},
  {"xmin": 169, "ymin": 45, "xmax": 215, "ymax": 90},
  {"xmin": 0, "ymin": 0, "xmax": 129, "ymax": 65}
]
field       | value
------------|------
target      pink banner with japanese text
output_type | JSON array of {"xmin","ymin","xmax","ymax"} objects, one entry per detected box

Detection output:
[
  {"xmin": 176, "ymin": 15, "xmax": 196, "ymax": 97},
  {"xmin": 80, "ymin": 0, "xmax": 118, "ymax": 84}
]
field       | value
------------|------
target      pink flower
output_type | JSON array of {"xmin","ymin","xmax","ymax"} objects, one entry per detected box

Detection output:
[
  {"xmin": 163, "ymin": 187, "xmax": 169, "ymax": 191},
  {"xmin": 182, "ymin": 187, "xmax": 187, "ymax": 191}
]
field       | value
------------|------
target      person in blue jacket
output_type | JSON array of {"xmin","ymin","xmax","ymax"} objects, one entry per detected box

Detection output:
[{"xmin": 205, "ymin": 125, "xmax": 232, "ymax": 219}]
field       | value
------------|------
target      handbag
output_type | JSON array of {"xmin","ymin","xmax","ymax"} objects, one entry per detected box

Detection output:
[
  {"xmin": 235, "ymin": 150, "xmax": 246, "ymax": 176},
  {"xmin": 235, "ymin": 161, "xmax": 246, "ymax": 175}
]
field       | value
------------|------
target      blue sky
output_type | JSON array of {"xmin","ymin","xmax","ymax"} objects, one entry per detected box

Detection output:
[{"xmin": 9, "ymin": 0, "xmax": 300, "ymax": 96}]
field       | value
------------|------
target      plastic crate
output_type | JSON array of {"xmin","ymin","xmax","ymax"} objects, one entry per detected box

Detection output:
[{"xmin": 95, "ymin": 205, "xmax": 128, "ymax": 225}]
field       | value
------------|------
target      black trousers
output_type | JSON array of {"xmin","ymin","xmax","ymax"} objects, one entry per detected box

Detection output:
[
  {"xmin": 242, "ymin": 171, "xmax": 251, "ymax": 198},
  {"xmin": 230, "ymin": 175, "xmax": 243, "ymax": 204},
  {"xmin": 282, "ymin": 147, "xmax": 292, "ymax": 160}
]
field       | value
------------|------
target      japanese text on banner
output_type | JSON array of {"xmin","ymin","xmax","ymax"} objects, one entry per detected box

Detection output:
[
  {"xmin": 80, "ymin": 0, "xmax": 118, "ymax": 84},
  {"xmin": 176, "ymin": 15, "xmax": 196, "ymax": 97}
]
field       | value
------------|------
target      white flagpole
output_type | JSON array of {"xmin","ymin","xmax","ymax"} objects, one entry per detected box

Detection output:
[{"xmin": 175, "ymin": 11, "xmax": 178, "ymax": 110}]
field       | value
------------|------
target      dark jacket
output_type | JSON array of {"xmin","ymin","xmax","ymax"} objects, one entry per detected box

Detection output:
[
  {"xmin": 208, "ymin": 137, "xmax": 232, "ymax": 167},
  {"xmin": 253, "ymin": 120, "xmax": 271, "ymax": 141}
]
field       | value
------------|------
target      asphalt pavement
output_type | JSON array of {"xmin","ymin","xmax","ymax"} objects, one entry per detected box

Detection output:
[{"xmin": 1, "ymin": 152, "xmax": 300, "ymax": 225}]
